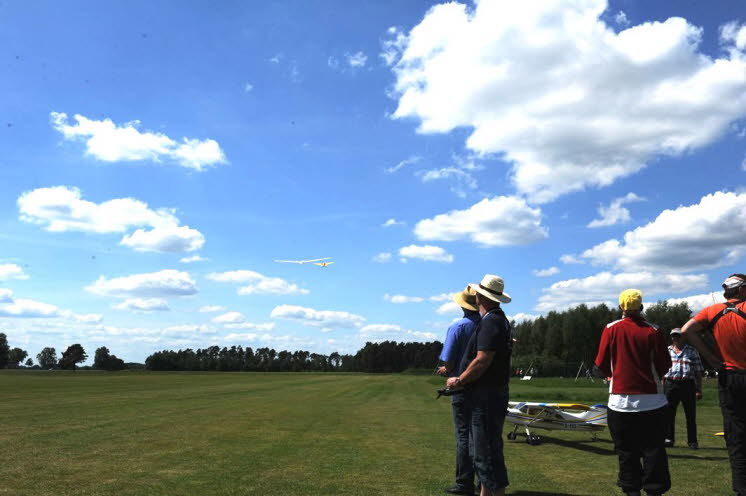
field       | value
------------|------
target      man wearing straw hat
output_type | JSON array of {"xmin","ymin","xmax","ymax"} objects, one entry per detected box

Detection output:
[
  {"xmin": 595, "ymin": 289, "xmax": 671, "ymax": 496},
  {"xmin": 437, "ymin": 286, "xmax": 481, "ymax": 495},
  {"xmin": 446, "ymin": 275, "xmax": 513, "ymax": 496}
]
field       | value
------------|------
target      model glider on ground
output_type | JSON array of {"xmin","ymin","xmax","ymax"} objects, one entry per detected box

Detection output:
[
  {"xmin": 505, "ymin": 402, "xmax": 608, "ymax": 445},
  {"xmin": 274, "ymin": 257, "xmax": 333, "ymax": 266}
]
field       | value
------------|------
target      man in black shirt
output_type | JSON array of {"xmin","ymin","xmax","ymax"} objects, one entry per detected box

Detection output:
[{"xmin": 447, "ymin": 274, "xmax": 512, "ymax": 496}]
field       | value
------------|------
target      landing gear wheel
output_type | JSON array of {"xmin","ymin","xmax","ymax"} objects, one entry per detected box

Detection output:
[
  {"xmin": 507, "ymin": 431, "xmax": 517, "ymax": 441},
  {"xmin": 526, "ymin": 435, "xmax": 542, "ymax": 445}
]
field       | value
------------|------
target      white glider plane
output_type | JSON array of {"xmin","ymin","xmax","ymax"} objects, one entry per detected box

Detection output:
[{"xmin": 274, "ymin": 257, "xmax": 334, "ymax": 267}]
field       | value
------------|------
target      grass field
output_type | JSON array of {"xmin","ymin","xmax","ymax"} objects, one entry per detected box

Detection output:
[{"xmin": 0, "ymin": 371, "xmax": 731, "ymax": 496}]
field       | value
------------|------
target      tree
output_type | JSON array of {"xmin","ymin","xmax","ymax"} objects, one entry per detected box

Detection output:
[
  {"xmin": 59, "ymin": 344, "xmax": 87, "ymax": 371},
  {"xmin": 37, "ymin": 347, "xmax": 57, "ymax": 369},
  {"xmin": 93, "ymin": 346, "xmax": 125, "ymax": 371},
  {"xmin": 24, "ymin": 358, "xmax": 33, "ymax": 367},
  {"xmin": 7, "ymin": 348, "xmax": 28, "ymax": 368},
  {"xmin": 0, "ymin": 333, "xmax": 9, "ymax": 369}
]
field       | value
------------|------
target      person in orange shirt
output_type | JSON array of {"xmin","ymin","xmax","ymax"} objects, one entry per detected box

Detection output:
[{"xmin": 682, "ymin": 274, "xmax": 746, "ymax": 496}]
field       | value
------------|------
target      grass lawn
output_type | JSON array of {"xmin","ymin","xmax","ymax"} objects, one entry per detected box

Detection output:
[{"xmin": 0, "ymin": 371, "xmax": 730, "ymax": 495}]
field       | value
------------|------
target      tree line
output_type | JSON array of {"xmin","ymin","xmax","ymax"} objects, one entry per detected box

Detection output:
[{"xmin": 1, "ymin": 301, "xmax": 694, "ymax": 375}]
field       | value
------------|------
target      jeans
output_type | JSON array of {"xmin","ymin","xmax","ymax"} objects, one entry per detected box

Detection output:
[
  {"xmin": 607, "ymin": 406, "xmax": 671, "ymax": 494},
  {"xmin": 720, "ymin": 370, "xmax": 746, "ymax": 496},
  {"xmin": 664, "ymin": 379, "xmax": 697, "ymax": 445},
  {"xmin": 451, "ymin": 393, "xmax": 475, "ymax": 489},
  {"xmin": 466, "ymin": 387, "xmax": 509, "ymax": 491}
]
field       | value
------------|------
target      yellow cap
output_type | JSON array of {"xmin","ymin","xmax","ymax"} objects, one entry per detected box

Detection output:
[{"xmin": 619, "ymin": 289, "xmax": 643, "ymax": 311}]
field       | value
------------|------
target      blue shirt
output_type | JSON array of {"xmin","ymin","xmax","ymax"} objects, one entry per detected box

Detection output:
[{"xmin": 439, "ymin": 311, "xmax": 480, "ymax": 376}]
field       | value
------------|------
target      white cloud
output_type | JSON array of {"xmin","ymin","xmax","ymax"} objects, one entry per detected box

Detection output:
[
  {"xmin": 588, "ymin": 192, "xmax": 645, "ymax": 228},
  {"xmin": 398, "ymin": 244, "xmax": 454, "ymax": 263},
  {"xmin": 74, "ymin": 313, "xmax": 103, "ymax": 324},
  {"xmin": 509, "ymin": 312, "xmax": 540, "ymax": 323},
  {"xmin": 224, "ymin": 322, "xmax": 276, "ymax": 331},
  {"xmin": 359, "ymin": 323, "xmax": 437, "ymax": 342},
  {"xmin": 223, "ymin": 333, "xmax": 296, "ymax": 344},
  {"xmin": 386, "ymin": 1, "xmax": 746, "ymax": 202},
  {"xmin": 614, "ymin": 11, "xmax": 630, "ymax": 27},
  {"xmin": 533, "ymin": 266, "xmax": 560, "ymax": 277},
  {"xmin": 244, "ymin": 82, "xmax": 254, "ymax": 92},
  {"xmin": 212, "ymin": 311, "xmax": 246, "ymax": 324},
  {"xmin": 0, "ymin": 289, "xmax": 13, "ymax": 303},
  {"xmin": 429, "ymin": 293, "xmax": 452, "ymax": 302},
  {"xmin": 207, "ymin": 270, "xmax": 309, "ymax": 296},
  {"xmin": 382, "ymin": 218, "xmax": 405, "ymax": 228},
  {"xmin": 198, "ymin": 305, "xmax": 226, "ymax": 313},
  {"xmin": 18, "ymin": 186, "xmax": 204, "ymax": 253},
  {"xmin": 179, "ymin": 255, "xmax": 208, "ymax": 264},
  {"xmin": 163, "ymin": 324, "xmax": 212, "ymax": 336},
  {"xmin": 741, "ymin": 155, "xmax": 746, "ymax": 172},
  {"xmin": 372, "ymin": 252, "xmax": 392, "ymax": 263},
  {"xmin": 667, "ymin": 292, "xmax": 726, "ymax": 313},
  {"xmin": 114, "ymin": 298, "xmax": 170, "ymax": 312},
  {"xmin": 384, "ymin": 294, "xmax": 425, "ymax": 304},
  {"xmin": 414, "ymin": 196, "xmax": 547, "ymax": 246},
  {"xmin": 535, "ymin": 271, "xmax": 708, "ymax": 312},
  {"xmin": 0, "ymin": 264, "xmax": 28, "ymax": 281},
  {"xmin": 385, "ymin": 155, "xmax": 421, "ymax": 174},
  {"xmin": 560, "ymin": 254, "xmax": 584, "ymax": 265},
  {"xmin": 346, "ymin": 51, "xmax": 368, "ymax": 67},
  {"xmin": 581, "ymin": 191, "xmax": 746, "ymax": 272},
  {"xmin": 418, "ymin": 167, "xmax": 477, "ymax": 197},
  {"xmin": 50, "ymin": 112, "xmax": 226, "ymax": 171},
  {"xmin": 270, "ymin": 304, "xmax": 366, "ymax": 331},
  {"xmin": 0, "ymin": 297, "xmax": 62, "ymax": 318},
  {"xmin": 721, "ymin": 21, "xmax": 746, "ymax": 51},
  {"xmin": 436, "ymin": 301, "xmax": 461, "ymax": 315},
  {"xmin": 86, "ymin": 270, "xmax": 197, "ymax": 298}
]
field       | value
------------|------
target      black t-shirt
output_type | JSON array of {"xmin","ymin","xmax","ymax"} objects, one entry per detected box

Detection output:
[{"xmin": 459, "ymin": 306, "xmax": 513, "ymax": 390}]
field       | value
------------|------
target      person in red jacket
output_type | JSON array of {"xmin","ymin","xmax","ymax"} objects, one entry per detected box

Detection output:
[{"xmin": 595, "ymin": 289, "xmax": 672, "ymax": 496}]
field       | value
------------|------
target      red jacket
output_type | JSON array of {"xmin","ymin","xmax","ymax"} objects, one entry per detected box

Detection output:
[{"xmin": 595, "ymin": 316, "xmax": 671, "ymax": 395}]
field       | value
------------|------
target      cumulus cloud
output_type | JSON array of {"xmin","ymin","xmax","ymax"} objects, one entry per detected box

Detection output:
[
  {"xmin": 535, "ymin": 271, "xmax": 707, "ymax": 312},
  {"xmin": 74, "ymin": 313, "xmax": 103, "ymax": 324},
  {"xmin": 398, "ymin": 244, "xmax": 454, "ymax": 263},
  {"xmin": 18, "ymin": 186, "xmax": 204, "ymax": 253},
  {"xmin": 384, "ymin": 294, "xmax": 425, "ymax": 304},
  {"xmin": 346, "ymin": 51, "xmax": 368, "ymax": 67},
  {"xmin": 667, "ymin": 292, "xmax": 726, "ymax": 313},
  {"xmin": 358, "ymin": 323, "xmax": 437, "ymax": 342},
  {"xmin": 560, "ymin": 254, "xmax": 584, "ymax": 265},
  {"xmin": 0, "ymin": 296, "xmax": 62, "ymax": 318},
  {"xmin": 0, "ymin": 263, "xmax": 28, "ymax": 281},
  {"xmin": 588, "ymin": 192, "xmax": 645, "ymax": 228},
  {"xmin": 86, "ymin": 270, "xmax": 197, "ymax": 298},
  {"xmin": 0, "ymin": 289, "xmax": 13, "ymax": 303},
  {"xmin": 372, "ymin": 252, "xmax": 392, "ymax": 263},
  {"xmin": 212, "ymin": 312, "xmax": 246, "ymax": 324},
  {"xmin": 614, "ymin": 11, "xmax": 630, "ymax": 27},
  {"xmin": 382, "ymin": 218, "xmax": 405, "ymax": 228},
  {"xmin": 114, "ymin": 297, "xmax": 170, "ymax": 312},
  {"xmin": 509, "ymin": 312, "xmax": 540, "ymax": 323},
  {"xmin": 270, "ymin": 304, "xmax": 366, "ymax": 331},
  {"xmin": 418, "ymin": 167, "xmax": 477, "ymax": 198},
  {"xmin": 414, "ymin": 196, "xmax": 547, "ymax": 246},
  {"xmin": 533, "ymin": 266, "xmax": 560, "ymax": 277},
  {"xmin": 198, "ymin": 305, "xmax": 226, "ymax": 313},
  {"xmin": 180, "ymin": 255, "xmax": 209, "ymax": 264},
  {"xmin": 580, "ymin": 191, "xmax": 746, "ymax": 272},
  {"xmin": 436, "ymin": 301, "xmax": 461, "ymax": 315},
  {"xmin": 385, "ymin": 1, "xmax": 746, "ymax": 202},
  {"xmin": 50, "ymin": 112, "xmax": 226, "ymax": 171},
  {"xmin": 206, "ymin": 270, "xmax": 309, "ymax": 295},
  {"xmin": 211, "ymin": 312, "xmax": 275, "ymax": 331}
]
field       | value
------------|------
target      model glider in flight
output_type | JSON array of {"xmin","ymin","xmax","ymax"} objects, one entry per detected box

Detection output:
[{"xmin": 274, "ymin": 257, "xmax": 333, "ymax": 266}]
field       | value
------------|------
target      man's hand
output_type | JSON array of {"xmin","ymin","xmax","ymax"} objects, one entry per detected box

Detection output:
[
  {"xmin": 696, "ymin": 391, "xmax": 703, "ymax": 401},
  {"xmin": 446, "ymin": 377, "xmax": 461, "ymax": 389},
  {"xmin": 436, "ymin": 366, "xmax": 448, "ymax": 376}
]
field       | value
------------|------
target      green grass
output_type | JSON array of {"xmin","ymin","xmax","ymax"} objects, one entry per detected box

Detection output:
[{"xmin": 0, "ymin": 371, "xmax": 730, "ymax": 495}]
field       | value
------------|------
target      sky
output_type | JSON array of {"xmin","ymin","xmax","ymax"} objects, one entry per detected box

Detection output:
[{"xmin": 1, "ymin": 0, "xmax": 746, "ymax": 364}]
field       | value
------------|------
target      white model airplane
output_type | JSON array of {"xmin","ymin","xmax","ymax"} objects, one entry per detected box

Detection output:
[
  {"xmin": 274, "ymin": 257, "xmax": 333, "ymax": 266},
  {"xmin": 506, "ymin": 402, "xmax": 608, "ymax": 445}
]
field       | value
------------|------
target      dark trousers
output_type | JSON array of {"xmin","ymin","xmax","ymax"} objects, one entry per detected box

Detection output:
[
  {"xmin": 451, "ymin": 393, "xmax": 475, "ymax": 490},
  {"xmin": 607, "ymin": 406, "xmax": 671, "ymax": 494},
  {"xmin": 664, "ymin": 379, "xmax": 697, "ymax": 445},
  {"xmin": 720, "ymin": 370, "xmax": 746, "ymax": 496},
  {"xmin": 467, "ymin": 387, "xmax": 509, "ymax": 491}
]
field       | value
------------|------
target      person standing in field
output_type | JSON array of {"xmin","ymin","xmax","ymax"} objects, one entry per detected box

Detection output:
[
  {"xmin": 682, "ymin": 274, "xmax": 746, "ymax": 496},
  {"xmin": 663, "ymin": 328, "xmax": 703, "ymax": 449},
  {"xmin": 437, "ymin": 286, "xmax": 481, "ymax": 496},
  {"xmin": 446, "ymin": 275, "xmax": 512, "ymax": 496},
  {"xmin": 595, "ymin": 289, "xmax": 672, "ymax": 496}
]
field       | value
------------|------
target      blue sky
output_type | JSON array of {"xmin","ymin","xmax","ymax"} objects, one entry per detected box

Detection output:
[{"xmin": 1, "ymin": 0, "xmax": 745, "ymax": 364}]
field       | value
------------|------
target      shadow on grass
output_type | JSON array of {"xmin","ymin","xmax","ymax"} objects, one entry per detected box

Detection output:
[{"xmin": 525, "ymin": 435, "xmax": 616, "ymax": 456}]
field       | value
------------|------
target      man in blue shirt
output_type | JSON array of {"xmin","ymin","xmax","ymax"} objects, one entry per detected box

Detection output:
[{"xmin": 438, "ymin": 286, "xmax": 481, "ymax": 495}]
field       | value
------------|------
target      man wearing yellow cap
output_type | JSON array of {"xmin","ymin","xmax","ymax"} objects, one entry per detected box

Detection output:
[{"xmin": 595, "ymin": 289, "xmax": 672, "ymax": 496}]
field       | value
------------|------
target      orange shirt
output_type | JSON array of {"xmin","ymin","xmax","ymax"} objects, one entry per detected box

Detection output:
[{"xmin": 694, "ymin": 300, "xmax": 746, "ymax": 370}]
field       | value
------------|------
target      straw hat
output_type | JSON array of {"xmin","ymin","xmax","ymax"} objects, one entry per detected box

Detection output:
[
  {"xmin": 469, "ymin": 274, "xmax": 511, "ymax": 304},
  {"xmin": 453, "ymin": 286, "xmax": 478, "ymax": 312}
]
